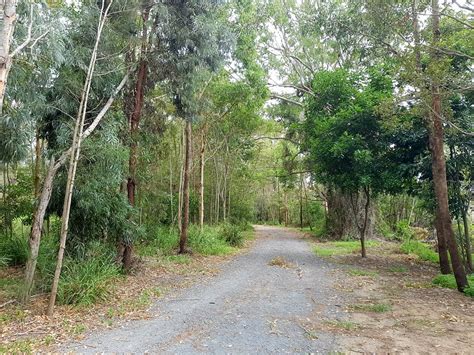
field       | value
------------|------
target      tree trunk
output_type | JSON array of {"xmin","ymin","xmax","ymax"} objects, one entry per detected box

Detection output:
[
  {"xmin": 199, "ymin": 127, "xmax": 205, "ymax": 230},
  {"xmin": 435, "ymin": 216, "xmax": 452, "ymax": 274},
  {"xmin": 0, "ymin": 0, "xmax": 17, "ymax": 114},
  {"xmin": 33, "ymin": 130, "xmax": 42, "ymax": 197},
  {"xmin": 462, "ymin": 211, "xmax": 472, "ymax": 273},
  {"xmin": 179, "ymin": 120, "xmax": 192, "ymax": 253},
  {"xmin": 47, "ymin": 0, "xmax": 113, "ymax": 316},
  {"xmin": 22, "ymin": 159, "xmax": 59, "ymax": 302},
  {"xmin": 428, "ymin": 0, "xmax": 467, "ymax": 291}
]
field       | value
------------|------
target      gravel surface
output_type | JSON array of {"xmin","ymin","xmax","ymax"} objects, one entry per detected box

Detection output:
[{"xmin": 63, "ymin": 226, "xmax": 346, "ymax": 354}]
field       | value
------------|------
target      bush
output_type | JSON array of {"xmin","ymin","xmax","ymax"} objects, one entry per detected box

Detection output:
[
  {"xmin": 220, "ymin": 223, "xmax": 244, "ymax": 247},
  {"xmin": 56, "ymin": 242, "xmax": 121, "ymax": 306},
  {"xmin": 0, "ymin": 234, "xmax": 29, "ymax": 266},
  {"xmin": 400, "ymin": 240, "xmax": 439, "ymax": 263}
]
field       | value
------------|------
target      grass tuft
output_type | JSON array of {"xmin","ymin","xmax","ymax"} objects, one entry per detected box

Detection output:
[
  {"xmin": 349, "ymin": 303, "xmax": 392, "ymax": 313},
  {"xmin": 347, "ymin": 269, "xmax": 378, "ymax": 277}
]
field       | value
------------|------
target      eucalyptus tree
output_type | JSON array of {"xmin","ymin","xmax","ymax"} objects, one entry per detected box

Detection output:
[
  {"xmin": 23, "ymin": 1, "xmax": 133, "ymax": 302},
  {"xmin": 153, "ymin": 0, "xmax": 232, "ymax": 253}
]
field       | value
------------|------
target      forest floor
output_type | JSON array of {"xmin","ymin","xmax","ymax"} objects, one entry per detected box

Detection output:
[
  {"xmin": 308, "ymin": 232, "xmax": 474, "ymax": 353},
  {"xmin": 1, "ymin": 226, "xmax": 473, "ymax": 353}
]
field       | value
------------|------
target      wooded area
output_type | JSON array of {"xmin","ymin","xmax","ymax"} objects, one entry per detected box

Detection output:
[{"xmin": 0, "ymin": 0, "xmax": 472, "ymax": 351}]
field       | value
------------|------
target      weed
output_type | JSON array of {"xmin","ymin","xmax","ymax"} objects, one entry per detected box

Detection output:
[
  {"xmin": 220, "ymin": 223, "xmax": 244, "ymax": 247},
  {"xmin": 349, "ymin": 303, "xmax": 392, "ymax": 313},
  {"xmin": 388, "ymin": 265, "xmax": 408, "ymax": 273},
  {"xmin": 347, "ymin": 269, "xmax": 378, "ymax": 277},
  {"xmin": 0, "ymin": 339, "xmax": 33, "ymax": 353},
  {"xmin": 400, "ymin": 240, "xmax": 439, "ymax": 263}
]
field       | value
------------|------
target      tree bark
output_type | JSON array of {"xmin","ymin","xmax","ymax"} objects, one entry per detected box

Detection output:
[
  {"xmin": 198, "ymin": 126, "xmax": 205, "ymax": 230},
  {"xmin": 33, "ymin": 130, "xmax": 42, "ymax": 197},
  {"xmin": 462, "ymin": 211, "xmax": 472, "ymax": 273},
  {"xmin": 22, "ymin": 159, "xmax": 60, "ymax": 302},
  {"xmin": 0, "ymin": 0, "xmax": 17, "ymax": 114},
  {"xmin": 179, "ymin": 119, "xmax": 192, "ymax": 253},
  {"xmin": 428, "ymin": 0, "xmax": 467, "ymax": 291}
]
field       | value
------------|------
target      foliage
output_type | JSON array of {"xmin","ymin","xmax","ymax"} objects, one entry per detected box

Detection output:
[
  {"xmin": 0, "ymin": 233, "xmax": 29, "ymax": 266},
  {"xmin": 55, "ymin": 242, "xmax": 121, "ymax": 306},
  {"xmin": 400, "ymin": 240, "xmax": 439, "ymax": 263},
  {"xmin": 432, "ymin": 274, "xmax": 474, "ymax": 298},
  {"xmin": 220, "ymin": 223, "xmax": 245, "ymax": 247}
]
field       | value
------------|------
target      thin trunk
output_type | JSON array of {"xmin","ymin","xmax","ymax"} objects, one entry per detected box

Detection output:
[
  {"xmin": 169, "ymin": 153, "xmax": 174, "ymax": 224},
  {"xmin": 0, "ymin": 0, "xmax": 17, "ymax": 114},
  {"xmin": 47, "ymin": 0, "xmax": 113, "ymax": 316},
  {"xmin": 22, "ymin": 71, "xmax": 129, "ymax": 304},
  {"xmin": 22, "ymin": 159, "xmax": 58, "ymax": 302},
  {"xmin": 177, "ymin": 124, "xmax": 185, "ymax": 232},
  {"xmin": 179, "ymin": 120, "xmax": 192, "ymax": 253},
  {"xmin": 428, "ymin": 0, "xmax": 467, "ymax": 290},
  {"xmin": 462, "ymin": 211, "xmax": 472, "ymax": 273},
  {"xmin": 123, "ymin": 9, "xmax": 149, "ymax": 269},
  {"xmin": 33, "ymin": 131, "xmax": 42, "ymax": 197},
  {"xmin": 299, "ymin": 174, "xmax": 303, "ymax": 229},
  {"xmin": 199, "ymin": 127, "xmax": 205, "ymax": 230}
]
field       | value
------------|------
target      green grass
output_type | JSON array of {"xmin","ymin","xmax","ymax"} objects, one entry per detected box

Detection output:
[
  {"xmin": 400, "ymin": 240, "xmax": 439, "ymax": 263},
  {"xmin": 387, "ymin": 265, "xmax": 408, "ymax": 273},
  {"xmin": 313, "ymin": 240, "xmax": 379, "ymax": 257},
  {"xmin": 349, "ymin": 303, "xmax": 392, "ymax": 313},
  {"xmin": 432, "ymin": 274, "xmax": 474, "ymax": 297},
  {"xmin": 55, "ymin": 242, "xmax": 122, "ymax": 306},
  {"xmin": 137, "ymin": 223, "xmax": 253, "ymax": 257},
  {"xmin": 347, "ymin": 269, "xmax": 378, "ymax": 277}
]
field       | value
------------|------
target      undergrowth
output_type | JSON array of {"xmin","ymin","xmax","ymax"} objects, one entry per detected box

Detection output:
[
  {"xmin": 400, "ymin": 240, "xmax": 439, "ymax": 263},
  {"xmin": 313, "ymin": 240, "xmax": 379, "ymax": 257},
  {"xmin": 432, "ymin": 274, "xmax": 474, "ymax": 298}
]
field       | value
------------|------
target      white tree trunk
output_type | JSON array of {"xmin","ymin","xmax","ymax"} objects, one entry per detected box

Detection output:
[{"xmin": 0, "ymin": 0, "xmax": 17, "ymax": 113}]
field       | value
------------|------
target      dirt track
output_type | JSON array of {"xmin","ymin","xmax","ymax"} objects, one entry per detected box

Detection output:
[{"xmin": 62, "ymin": 226, "xmax": 346, "ymax": 353}]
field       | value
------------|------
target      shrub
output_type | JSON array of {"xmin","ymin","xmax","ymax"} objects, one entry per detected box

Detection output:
[
  {"xmin": 0, "ymin": 234, "xmax": 29, "ymax": 266},
  {"xmin": 55, "ymin": 242, "xmax": 121, "ymax": 306},
  {"xmin": 400, "ymin": 240, "xmax": 439, "ymax": 263},
  {"xmin": 220, "ymin": 223, "xmax": 244, "ymax": 247}
]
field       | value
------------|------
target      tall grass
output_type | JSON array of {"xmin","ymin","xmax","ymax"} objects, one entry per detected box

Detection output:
[
  {"xmin": 137, "ymin": 223, "xmax": 251, "ymax": 257},
  {"xmin": 55, "ymin": 241, "xmax": 121, "ymax": 306},
  {"xmin": 0, "ymin": 234, "xmax": 29, "ymax": 266}
]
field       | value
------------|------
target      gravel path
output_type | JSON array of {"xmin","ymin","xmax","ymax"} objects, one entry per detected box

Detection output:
[{"xmin": 63, "ymin": 226, "xmax": 346, "ymax": 353}]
